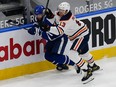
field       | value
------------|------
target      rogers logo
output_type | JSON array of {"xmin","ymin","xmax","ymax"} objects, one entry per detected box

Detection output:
[{"xmin": 0, "ymin": 38, "xmax": 46, "ymax": 62}]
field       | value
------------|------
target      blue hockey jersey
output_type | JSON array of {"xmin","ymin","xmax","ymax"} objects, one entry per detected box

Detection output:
[{"xmin": 31, "ymin": 17, "xmax": 71, "ymax": 55}]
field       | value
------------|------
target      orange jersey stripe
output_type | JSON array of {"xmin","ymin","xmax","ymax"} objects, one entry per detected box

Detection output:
[
  {"xmin": 69, "ymin": 26, "xmax": 88, "ymax": 40},
  {"xmin": 73, "ymin": 37, "xmax": 83, "ymax": 51}
]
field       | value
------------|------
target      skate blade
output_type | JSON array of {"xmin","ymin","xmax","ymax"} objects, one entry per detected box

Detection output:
[
  {"xmin": 93, "ymin": 68, "xmax": 103, "ymax": 73},
  {"xmin": 82, "ymin": 77, "xmax": 94, "ymax": 84}
]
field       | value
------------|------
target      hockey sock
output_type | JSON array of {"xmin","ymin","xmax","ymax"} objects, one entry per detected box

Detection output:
[
  {"xmin": 68, "ymin": 50, "xmax": 88, "ymax": 70},
  {"xmin": 76, "ymin": 58, "xmax": 88, "ymax": 70},
  {"xmin": 79, "ymin": 52, "xmax": 95, "ymax": 66}
]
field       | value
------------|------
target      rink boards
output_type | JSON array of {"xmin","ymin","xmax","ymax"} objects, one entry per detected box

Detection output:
[{"xmin": 0, "ymin": 7, "xmax": 116, "ymax": 80}]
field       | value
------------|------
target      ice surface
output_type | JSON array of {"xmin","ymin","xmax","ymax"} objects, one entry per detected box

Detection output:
[{"xmin": 0, "ymin": 57, "xmax": 116, "ymax": 87}]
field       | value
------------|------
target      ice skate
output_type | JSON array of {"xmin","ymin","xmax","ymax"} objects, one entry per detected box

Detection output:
[
  {"xmin": 88, "ymin": 63, "xmax": 100, "ymax": 72},
  {"xmin": 56, "ymin": 64, "xmax": 69, "ymax": 71},
  {"xmin": 74, "ymin": 64, "xmax": 81, "ymax": 74},
  {"xmin": 82, "ymin": 69, "xmax": 94, "ymax": 84}
]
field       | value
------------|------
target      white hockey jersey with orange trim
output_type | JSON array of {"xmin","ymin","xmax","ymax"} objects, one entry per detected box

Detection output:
[{"xmin": 49, "ymin": 11, "xmax": 89, "ymax": 41}]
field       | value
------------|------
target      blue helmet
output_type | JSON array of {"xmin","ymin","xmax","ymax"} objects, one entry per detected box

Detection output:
[{"xmin": 34, "ymin": 5, "xmax": 45, "ymax": 15}]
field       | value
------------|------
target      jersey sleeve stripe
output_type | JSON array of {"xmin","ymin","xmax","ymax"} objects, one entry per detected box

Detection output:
[
  {"xmin": 69, "ymin": 25, "xmax": 88, "ymax": 40},
  {"xmin": 57, "ymin": 26, "xmax": 64, "ymax": 34}
]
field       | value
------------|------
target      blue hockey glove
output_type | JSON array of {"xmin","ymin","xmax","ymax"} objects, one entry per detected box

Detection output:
[
  {"xmin": 28, "ymin": 23, "xmax": 39, "ymax": 35},
  {"xmin": 28, "ymin": 27, "xmax": 36, "ymax": 35}
]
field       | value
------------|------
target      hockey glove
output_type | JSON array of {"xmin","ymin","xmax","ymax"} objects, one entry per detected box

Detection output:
[
  {"xmin": 45, "ymin": 8, "xmax": 54, "ymax": 19},
  {"xmin": 27, "ymin": 22, "xmax": 40, "ymax": 35},
  {"xmin": 40, "ymin": 22, "xmax": 50, "ymax": 32},
  {"xmin": 28, "ymin": 27, "xmax": 36, "ymax": 35}
]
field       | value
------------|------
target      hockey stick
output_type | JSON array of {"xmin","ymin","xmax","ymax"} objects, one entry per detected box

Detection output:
[
  {"xmin": 45, "ymin": 0, "xmax": 50, "ymax": 13},
  {"xmin": 42, "ymin": 0, "xmax": 50, "ymax": 21}
]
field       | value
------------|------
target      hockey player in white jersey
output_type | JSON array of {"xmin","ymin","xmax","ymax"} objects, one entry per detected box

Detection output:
[
  {"xmin": 56, "ymin": 2, "xmax": 100, "ymax": 72},
  {"xmin": 44, "ymin": 2, "xmax": 100, "ymax": 83}
]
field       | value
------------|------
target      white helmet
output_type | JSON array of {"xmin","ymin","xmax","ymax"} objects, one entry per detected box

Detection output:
[{"xmin": 58, "ymin": 2, "xmax": 70, "ymax": 12}]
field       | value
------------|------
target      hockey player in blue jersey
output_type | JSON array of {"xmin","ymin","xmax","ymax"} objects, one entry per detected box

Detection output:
[{"xmin": 28, "ymin": 5, "xmax": 80, "ymax": 71}]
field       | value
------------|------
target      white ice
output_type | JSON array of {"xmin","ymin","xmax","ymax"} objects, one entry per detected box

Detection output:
[{"xmin": 0, "ymin": 57, "xmax": 116, "ymax": 87}]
